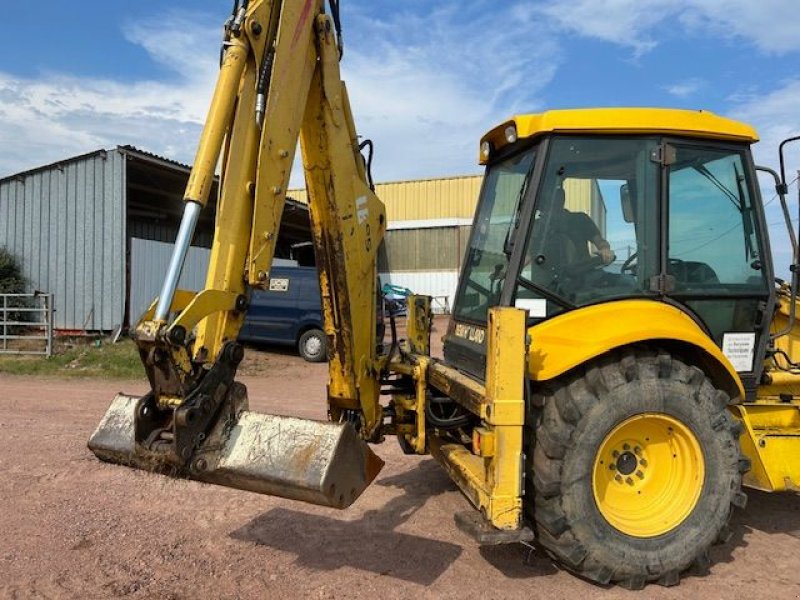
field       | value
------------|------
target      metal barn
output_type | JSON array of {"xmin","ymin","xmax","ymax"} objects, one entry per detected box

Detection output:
[{"xmin": 0, "ymin": 146, "xmax": 311, "ymax": 332}]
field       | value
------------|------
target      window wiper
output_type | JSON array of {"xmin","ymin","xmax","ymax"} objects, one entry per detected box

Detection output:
[
  {"xmin": 503, "ymin": 158, "xmax": 538, "ymax": 256},
  {"xmin": 733, "ymin": 162, "xmax": 755, "ymax": 261},
  {"xmin": 693, "ymin": 164, "xmax": 742, "ymax": 212}
]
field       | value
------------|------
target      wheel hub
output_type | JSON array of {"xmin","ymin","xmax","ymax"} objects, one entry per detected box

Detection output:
[
  {"xmin": 305, "ymin": 336, "xmax": 322, "ymax": 356},
  {"xmin": 592, "ymin": 413, "xmax": 705, "ymax": 538},
  {"xmin": 616, "ymin": 451, "xmax": 638, "ymax": 476}
]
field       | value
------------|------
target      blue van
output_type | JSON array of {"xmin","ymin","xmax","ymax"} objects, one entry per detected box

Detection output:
[{"xmin": 238, "ymin": 266, "xmax": 327, "ymax": 362}]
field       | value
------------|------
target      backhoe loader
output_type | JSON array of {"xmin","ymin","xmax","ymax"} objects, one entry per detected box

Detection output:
[{"xmin": 89, "ymin": 0, "xmax": 800, "ymax": 589}]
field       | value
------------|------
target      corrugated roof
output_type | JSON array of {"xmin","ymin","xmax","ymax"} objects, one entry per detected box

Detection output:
[
  {"xmin": 117, "ymin": 145, "xmax": 194, "ymax": 172},
  {"xmin": 0, "ymin": 148, "xmax": 111, "ymax": 183},
  {"xmin": 0, "ymin": 145, "xmax": 195, "ymax": 184}
]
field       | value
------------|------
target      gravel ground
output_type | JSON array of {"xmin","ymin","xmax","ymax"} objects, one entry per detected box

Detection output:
[{"xmin": 1, "ymin": 321, "xmax": 800, "ymax": 598}]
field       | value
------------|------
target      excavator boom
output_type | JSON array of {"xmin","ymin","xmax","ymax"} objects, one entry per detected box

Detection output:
[{"xmin": 89, "ymin": 0, "xmax": 386, "ymax": 507}]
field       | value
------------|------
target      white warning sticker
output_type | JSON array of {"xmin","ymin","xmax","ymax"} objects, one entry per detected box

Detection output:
[
  {"xmin": 269, "ymin": 278, "xmax": 289, "ymax": 292},
  {"xmin": 356, "ymin": 196, "xmax": 369, "ymax": 224},
  {"xmin": 722, "ymin": 332, "xmax": 756, "ymax": 372},
  {"xmin": 515, "ymin": 298, "xmax": 547, "ymax": 318}
]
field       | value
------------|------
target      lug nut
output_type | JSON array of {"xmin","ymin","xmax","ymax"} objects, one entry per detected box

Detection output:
[
  {"xmin": 639, "ymin": 459, "xmax": 648, "ymax": 467},
  {"xmin": 623, "ymin": 443, "xmax": 630, "ymax": 451},
  {"xmin": 636, "ymin": 470, "xmax": 644, "ymax": 479},
  {"xmin": 608, "ymin": 463, "xmax": 616, "ymax": 471},
  {"xmin": 612, "ymin": 450, "xmax": 620, "ymax": 458},
  {"xmin": 626, "ymin": 477, "xmax": 634, "ymax": 485},
  {"xmin": 634, "ymin": 446, "xmax": 642, "ymax": 456}
]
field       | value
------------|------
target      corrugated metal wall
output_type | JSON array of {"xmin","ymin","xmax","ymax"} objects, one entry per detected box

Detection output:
[
  {"xmin": 128, "ymin": 218, "xmax": 214, "ymax": 248},
  {"xmin": 129, "ymin": 238, "xmax": 211, "ymax": 322},
  {"xmin": 380, "ymin": 226, "xmax": 471, "ymax": 272},
  {"xmin": 291, "ymin": 176, "xmax": 597, "ymax": 223},
  {"xmin": 289, "ymin": 174, "xmax": 483, "ymax": 221},
  {"xmin": 563, "ymin": 177, "xmax": 607, "ymax": 236},
  {"xmin": 0, "ymin": 151, "xmax": 126, "ymax": 330}
]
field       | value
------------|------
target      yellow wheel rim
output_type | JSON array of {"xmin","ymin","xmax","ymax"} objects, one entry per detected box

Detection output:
[{"xmin": 592, "ymin": 413, "xmax": 705, "ymax": 538}]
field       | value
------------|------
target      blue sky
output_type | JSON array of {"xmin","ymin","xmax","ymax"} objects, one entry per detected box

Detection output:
[{"xmin": 0, "ymin": 1, "xmax": 798, "ymax": 271}]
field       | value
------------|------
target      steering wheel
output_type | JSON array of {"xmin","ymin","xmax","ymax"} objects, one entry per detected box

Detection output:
[{"xmin": 620, "ymin": 251, "xmax": 638, "ymax": 274}]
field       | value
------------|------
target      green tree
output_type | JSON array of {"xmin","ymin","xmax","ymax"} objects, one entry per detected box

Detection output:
[{"xmin": 0, "ymin": 247, "xmax": 26, "ymax": 294}]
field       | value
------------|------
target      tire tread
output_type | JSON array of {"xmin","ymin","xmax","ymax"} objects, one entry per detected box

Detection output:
[{"xmin": 527, "ymin": 349, "xmax": 746, "ymax": 588}]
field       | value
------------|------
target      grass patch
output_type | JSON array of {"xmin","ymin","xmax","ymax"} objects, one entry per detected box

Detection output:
[{"xmin": 0, "ymin": 338, "xmax": 143, "ymax": 379}]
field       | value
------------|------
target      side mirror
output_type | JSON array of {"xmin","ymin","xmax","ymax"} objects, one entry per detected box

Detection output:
[{"xmin": 620, "ymin": 184, "xmax": 634, "ymax": 223}]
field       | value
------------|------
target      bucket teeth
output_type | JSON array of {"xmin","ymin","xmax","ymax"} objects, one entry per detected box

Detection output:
[{"xmin": 88, "ymin": 389, "xmax": 384, "ymax": 509}]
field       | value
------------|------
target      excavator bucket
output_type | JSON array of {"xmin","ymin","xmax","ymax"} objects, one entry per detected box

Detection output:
[{"xmin": 88, "ymin": 387, "xmax": 384, "ymax": 509}]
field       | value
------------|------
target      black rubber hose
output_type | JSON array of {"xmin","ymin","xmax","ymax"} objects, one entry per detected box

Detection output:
[
  {"xmin": 425, "ymin": 401, "xmax": 472, "ymax": 430},
  {"xmin": 328, "ymin": 0, "xmax": 344, "ymax": 59},
  {"xmin": 359, "ymin": 139, "xmax": 375, "ymax": 191},
  {"xmin": 257, "ymin": 47, "xmax": 275, "ymax": 95}
]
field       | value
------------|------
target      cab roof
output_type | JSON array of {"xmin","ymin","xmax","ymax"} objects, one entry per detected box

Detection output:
[{"xmin": 480, "ymin": 108, "xmax": 759, "ymax": 164}]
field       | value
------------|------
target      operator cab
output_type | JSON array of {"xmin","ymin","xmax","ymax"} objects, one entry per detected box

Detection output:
[{"xmin": 445, "ymin": 108, "xmax": 772, "ymax": 393}]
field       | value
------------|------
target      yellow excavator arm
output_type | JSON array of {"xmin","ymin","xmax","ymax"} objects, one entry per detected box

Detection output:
[
  {"xmin": 158, "ymin": 0, "xmax": 384, "ymax": 428},
  {"xmin": 89, "ymin": 0, "xmax": 387, "ymax": 508},
  {"xmin": 88, "ymin": 3, "xmax": 800, "ymax": 590}
]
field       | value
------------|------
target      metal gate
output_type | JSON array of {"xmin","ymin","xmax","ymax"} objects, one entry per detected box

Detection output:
[{"xmin": 0, "ymin": 293, "xmax": 53, "ymax": 357}]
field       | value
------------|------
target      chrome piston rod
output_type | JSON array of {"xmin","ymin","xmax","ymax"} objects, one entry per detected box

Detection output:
[{"xmin": 154, "ymin": 200, "xmax": 202, "ymax": 322}]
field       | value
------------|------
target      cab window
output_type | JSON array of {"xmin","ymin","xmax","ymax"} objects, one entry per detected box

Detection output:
[
  {"xmin": 454, "ymin": 149, "xmax": 535, "ymax": 322},
  {"xmin": 515, "ymin": 136, "xmax": 659, "ymax": 317}
]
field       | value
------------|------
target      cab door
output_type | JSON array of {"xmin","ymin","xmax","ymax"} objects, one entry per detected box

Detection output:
[
  {"xmin": 664, "ymin": 140, "xmax": 773, "ymax": 395},
  {"xmin": 445, "ymin": 146, "xmax": 538, "ymax": 377}
]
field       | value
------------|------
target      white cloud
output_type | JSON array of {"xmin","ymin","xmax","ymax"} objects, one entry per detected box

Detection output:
[
  {"xmin": 664, "ymin": 77, "xmax": 705, "ymax": 98},
  {"xmin": 0, "ymin": 4, "xmax": 562, "ymax": 187},
  {"xmin": 340, "ymin": 4, "xmax": 561, "ymax": 183},
  {"xmin": 678, "ymin": 0, "xmax": 800, "ymax": 55},
  {"xmin": 538, "ymin": 0, "xmax": 675, "ymax": 56},
  {"xmin": 729, "ymin": 79, "xmax": 800, "ymax": 277},
  {"xmin": 539, "ymin": 0, "xmax": 800, "ymax": 56},
  {"xmin": 0, "ymin": 12, "xmax": 220, "ymax": 177},
  {"xmin": 730, "ymin": 80, "xmax": 800, "ymax": 164}
]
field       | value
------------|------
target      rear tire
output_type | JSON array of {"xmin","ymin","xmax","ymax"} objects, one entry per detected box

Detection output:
[
  {"xmin": 298, "ymin": 328, "xmax": 327, "ymax": 363},
  {"xmin": 527, "ymin": 349, "xmax": 748, "ymax": 589}
]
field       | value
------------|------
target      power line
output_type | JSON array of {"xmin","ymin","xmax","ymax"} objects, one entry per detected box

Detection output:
[{"xmin": 763, "ymin": 175, "xmax": 799, "ymax": 208}]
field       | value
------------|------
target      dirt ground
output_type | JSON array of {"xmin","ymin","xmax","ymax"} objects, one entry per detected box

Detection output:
[{"xmin": 2, "ymin": 319, "xmax": 800, "ymax": 598}]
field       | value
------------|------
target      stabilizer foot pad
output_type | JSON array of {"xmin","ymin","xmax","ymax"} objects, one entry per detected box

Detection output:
[{"xmin": 454, "ymin": 511, "xmax": 534, "ymax": 545}]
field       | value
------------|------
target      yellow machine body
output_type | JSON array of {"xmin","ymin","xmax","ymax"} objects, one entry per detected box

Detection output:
[
  {"xmin": 523, "ymin": 299, "xmax": 743, "ymax": 397},
  {"xmin": 472, "ymin": 108, "xmax": 800, "ymax": 500},
  {"xmin": 730, "ymin": 289, "xmax": 800, "ymax": 492},
  {"xmin": 480, "ymin": 107, "xmax": 759, "ymax": 164},
  {"xmin": 86, "ymin": 0, "xmax": 800, "ymax": 589}
]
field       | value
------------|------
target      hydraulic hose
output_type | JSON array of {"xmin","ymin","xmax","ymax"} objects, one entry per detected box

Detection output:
[{"xmin": 425, "ymin": 397, "xmax": 472, "ymax": 430}]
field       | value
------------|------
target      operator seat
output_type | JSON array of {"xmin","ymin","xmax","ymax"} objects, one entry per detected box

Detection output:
[{"xmin": 668, "ymin": 260, "xmax": 719, "ymax": 288}]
